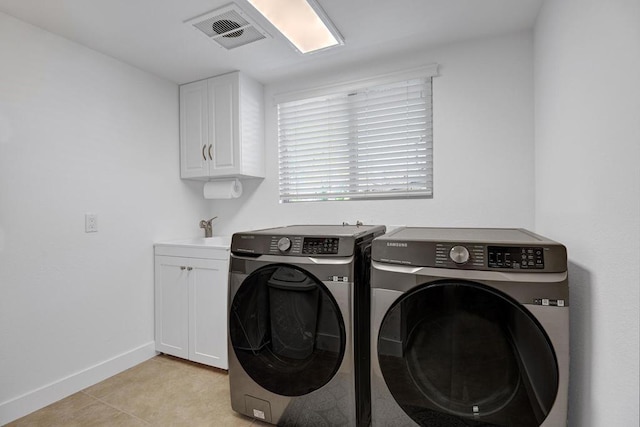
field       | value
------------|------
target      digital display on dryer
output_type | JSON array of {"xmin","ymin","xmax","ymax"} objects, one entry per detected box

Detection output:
[{"xmin": 488, "ymin": 246, "xmax": 544, "ymax": 269}]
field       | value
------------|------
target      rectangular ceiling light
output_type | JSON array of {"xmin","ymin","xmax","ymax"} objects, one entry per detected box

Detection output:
[{"xmin": 247, "ymin": 0, "xmax": 343, "ymax": 54}]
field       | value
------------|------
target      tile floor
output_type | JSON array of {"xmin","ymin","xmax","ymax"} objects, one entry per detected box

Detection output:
[{"xmin": 7, "ymin": 355, "xmax": 270, "ymax": 426}]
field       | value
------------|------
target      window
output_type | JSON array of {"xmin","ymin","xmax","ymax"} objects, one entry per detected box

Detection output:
[{"xmin": 277, "ymin": 66, "xmax": 436, "ymax": 203}]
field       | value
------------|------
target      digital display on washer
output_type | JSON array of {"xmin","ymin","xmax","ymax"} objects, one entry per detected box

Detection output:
[
  {"xmin": 302, "ymin": 237, "xmax": 339, "ymax": 255},
  {"xmin": 488, "ymin": 246, "xmax": 544, "ymax": 269}
]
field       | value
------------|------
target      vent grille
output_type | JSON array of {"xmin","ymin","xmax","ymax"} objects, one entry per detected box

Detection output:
[{"xmin": 186, "ymin": 4, "xmax": 269, "ymax": 50}]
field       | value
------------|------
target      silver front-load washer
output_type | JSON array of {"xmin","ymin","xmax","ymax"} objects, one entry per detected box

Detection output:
[
  {"xmin": 228, "ymin": 224, "xmax": 385, "ymax": 426},
  {"xmin": 370, "ymin": 227, "xmax": 569, "ymax": 426}
]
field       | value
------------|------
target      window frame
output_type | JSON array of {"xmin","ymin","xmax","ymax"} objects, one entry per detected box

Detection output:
[{"xmin": 276, "ymin": 65, "xmax": 438, "ymax": 203}]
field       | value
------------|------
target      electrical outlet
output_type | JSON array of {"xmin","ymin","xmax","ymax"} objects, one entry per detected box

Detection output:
[{"xmin": 85, "ymin": 213, "xmax": 98, "ymax": 233}]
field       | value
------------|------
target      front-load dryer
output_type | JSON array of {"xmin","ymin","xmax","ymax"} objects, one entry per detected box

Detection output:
[
  {"xmin": 228, "ymin": 224, "xmax": 385, "ymax": 426},
  {"xmin": 370, "ymin": 227, "xmax": 569, "ymax": 426}
]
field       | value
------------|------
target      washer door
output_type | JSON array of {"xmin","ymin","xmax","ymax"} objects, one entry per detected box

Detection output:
[
  {"xmin": 378, "ymin": 281, "xmax": 559, "ymax": 426},
  {"xmin": 229, "ymin": 264, "xmax": 346, "ymax": 396}
]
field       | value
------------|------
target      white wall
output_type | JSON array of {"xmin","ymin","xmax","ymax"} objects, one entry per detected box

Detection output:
[
  {"xmin": 8, "ymin": 4, "xmax": 635, "ymax": 424},
  {"xmin": 212, "ymin": 32, "xmax": 536, "ymax": 235},
  {"xmin": 0, "ymin": 12, "xmax": 207, "ymax": 423},
  {"xmin": 534, "ymin": 0, "xmax": 640, "ymax": 426}
]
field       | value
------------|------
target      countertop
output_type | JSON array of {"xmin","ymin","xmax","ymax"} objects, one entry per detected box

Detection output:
[
  {"xmin": 154, "ymin": 236, "xmax": 231, "ymax": 249},
  {"xmin": 154, "ymin": 236, "xmax": 231, "ymax": 259}
]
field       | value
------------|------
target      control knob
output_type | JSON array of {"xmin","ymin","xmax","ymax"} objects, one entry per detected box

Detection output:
[
  {"xmin": 449, "ymin": 245, "xmax": 470, "ymax": 264},
  {"xmin": 277, "ymin": 237, "xmax": 292, "ymax": 252}
]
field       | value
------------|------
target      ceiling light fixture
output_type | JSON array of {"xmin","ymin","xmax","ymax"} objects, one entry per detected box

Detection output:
[{"xmin": 246, "ymin": 0, "xmax": 343, "ymax": 54}]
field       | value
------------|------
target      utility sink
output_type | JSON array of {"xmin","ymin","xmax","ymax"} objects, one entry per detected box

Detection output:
[
  {"xmin": 154, "ymin": 236, "xmax": 231, "ymax": 258},
  {"xmin": 163, "ymin": 236, "xmax": 232, "ymax": 248}
]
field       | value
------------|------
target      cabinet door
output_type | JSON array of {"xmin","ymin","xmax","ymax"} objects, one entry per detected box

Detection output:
[
  {"xmin": 180, "ymin": 80, "xmax": 210, "ymax": 178},
  {"xmin": 208, "ymin": 73, "xmax": 239, "ymax": 176},
  {"xmin": 155, "ymin": 256, "xmax": 189, "ymax": 359},
  {"xmin": 188, "ymin": 258, "xmax": 229, "ymax": 369}
]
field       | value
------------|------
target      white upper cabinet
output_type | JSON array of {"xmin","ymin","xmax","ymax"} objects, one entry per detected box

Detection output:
[
  {"xmin": 180, "ymin": 71, "xmax": 264, "ymax": 179},
  {"xmin": 180, "ymin": 80, "xmax": 209, "ymax": 178}
]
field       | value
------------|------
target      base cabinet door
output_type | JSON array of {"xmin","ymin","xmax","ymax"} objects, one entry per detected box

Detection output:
[
  {"xmin": 189, "ymin": 258, "xmax": 228, "ymax": 368},
  {"xmin": 154, "ymin": 257, "xmax": 189, "ymax": 359},
  {"xmin": 154, "ymin": 255, "xmax": 229, "ymax": 369}
]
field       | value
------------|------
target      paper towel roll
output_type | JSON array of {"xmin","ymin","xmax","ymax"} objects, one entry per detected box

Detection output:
[{"xmin": 203, "ymin": 179, "xmax": 243, "ymax": 199}]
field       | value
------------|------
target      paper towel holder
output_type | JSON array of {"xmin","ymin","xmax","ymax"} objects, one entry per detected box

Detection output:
[
  {"xmin": 203, "ymin": 178, "xmax": 244, "ymax": 199},
  {"xmin": 229, "ymin": 178, "xmax": 242, "ymax": 196}
]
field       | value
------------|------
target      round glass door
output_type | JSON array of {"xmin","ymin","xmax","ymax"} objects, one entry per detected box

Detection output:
[
  {"xmin": 229, "ymin": 264, "xmax": 346, "ymax": 396},
  {"xmin": 378, "ymin": 281, "xmax": 558, "ymax": 426}
]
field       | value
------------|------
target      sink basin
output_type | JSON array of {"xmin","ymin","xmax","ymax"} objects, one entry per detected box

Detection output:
[{"xmin": 158, "ymin": 236, "xmax": 231, "ymax": 248}]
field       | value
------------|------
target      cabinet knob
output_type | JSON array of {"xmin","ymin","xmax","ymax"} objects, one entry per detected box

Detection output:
[
  {"xmin": 180, "ymin": 266, "xmax": 186, "ymax": 270},
  {"xmin": 202, "ymin": 145, "xmax": 207, "ymax": 161},
  {"xmin": 187, "ymin": 267, "xmax": 193, "ymax": 271},
  {"xmin": 208, "ymin": 144, "xmax": 213, "ymax": 161}
]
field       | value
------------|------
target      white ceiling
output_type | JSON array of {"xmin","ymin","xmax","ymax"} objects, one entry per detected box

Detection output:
[{"xmin": 0, "ymin": 0, "xmax": 543, "ymax": 85}]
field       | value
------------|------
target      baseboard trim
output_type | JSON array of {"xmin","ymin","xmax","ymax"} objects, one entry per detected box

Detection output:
[{"xmin": 0, "ymin": 342, "xmax": 157, "ymax": 425}]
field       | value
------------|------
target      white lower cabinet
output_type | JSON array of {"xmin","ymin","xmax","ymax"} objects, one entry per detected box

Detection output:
[{"xmin": 154, "ymin": 247, "xmax": 229, "ymax": 369}]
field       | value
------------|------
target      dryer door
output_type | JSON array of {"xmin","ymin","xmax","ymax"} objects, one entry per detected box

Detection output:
[
  {"xmin": 377, "ymin": 281, "xmax": 559, "ymax": 426},
  {"xmin": 229, "ymin": 264, "xmax": 346, "ymax": 396}
]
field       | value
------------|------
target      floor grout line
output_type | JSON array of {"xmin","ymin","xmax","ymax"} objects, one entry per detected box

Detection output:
[{"xmin": 80, "ymin": 391, "xmax": 151, "ymax": 425}]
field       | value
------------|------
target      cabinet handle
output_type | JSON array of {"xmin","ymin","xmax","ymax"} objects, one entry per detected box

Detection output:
[
  {"xmin": 187, "ymin": 267, "xmax": 193, "ymax": 271},
  {"xmin": 208, "ymin": 144, "xmax": 213, "ymax": 160},
  {"xmin": 202, "ymin": 145, "xmax": 207, "ymax": 161},
  {"xmin": 180, "ymin": 266, "xmax": 186, "ymax": 270}
]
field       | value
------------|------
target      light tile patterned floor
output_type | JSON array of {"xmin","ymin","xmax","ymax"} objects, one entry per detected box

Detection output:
[{"xmin": 7, "ymin": 355, "xmax": 270, "ymax": 426}]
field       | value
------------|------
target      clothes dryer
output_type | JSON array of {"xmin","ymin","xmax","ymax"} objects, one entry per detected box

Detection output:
[
  {"xmin": 370, "ymin": 227, "xmax": 569, "ymax": 426},
  {"xmin": 228, "ymin": 224, "xmax": 385, "ymax": 426}
]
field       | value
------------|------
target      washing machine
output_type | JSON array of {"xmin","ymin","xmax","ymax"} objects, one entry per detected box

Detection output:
[
  {"xmin": 228, "ymin": 224, "xmax": 385, "ymax": 426},
  {"xmin": 370, "ymin": 227, "xmax": 569, "ymax": 427}
]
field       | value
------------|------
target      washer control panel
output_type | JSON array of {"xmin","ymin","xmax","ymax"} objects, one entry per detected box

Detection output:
[
  {"xmin": 270, "ymin": 236, "xmax": 303, "ymax": 254},
  {"xmin": 302, "ymin": 237, "xmax": 339, "ymax": 255},
  {"xmin": 232, "ymin": 225, "xmax": 386, "ymax": 258},
  {"xmin": 265, "ymin": 236, "xmax": 342, "ymax": 255},
  {"xmin": 488, "ymin": 246, "xmax": 544, "ymax": 269}
]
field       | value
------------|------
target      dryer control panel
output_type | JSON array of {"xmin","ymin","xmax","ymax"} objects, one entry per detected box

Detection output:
[
  {"xmin": 488, "ymin": 246, "xmax": 544, "ymax": 269},
  {"xmin": 435, "ymin": 243, "xmax": 485, "ymax": 268},
  {"xmin": 372, "ymin": 227, "xmax": 567, "ymax": 272}
]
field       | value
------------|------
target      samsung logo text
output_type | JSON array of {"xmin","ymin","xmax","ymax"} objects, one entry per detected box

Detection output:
[{"xmin": 386, "ymin": 242, "xmax": 408, "ymax": 248}]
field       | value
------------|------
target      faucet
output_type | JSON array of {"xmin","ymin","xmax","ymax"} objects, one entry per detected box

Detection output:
[
  {"xmin": 342, "ymin": 221, "xmax": 364, "ymax": 227},
  {"xmin": 199, "ymin": 216, "xmax": 218, "ymax": 238}
]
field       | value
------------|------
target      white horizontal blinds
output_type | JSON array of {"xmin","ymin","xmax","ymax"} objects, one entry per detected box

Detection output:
[{"xmin": 278, "ymin": 77, "xmax": 433, "ymax": 202}]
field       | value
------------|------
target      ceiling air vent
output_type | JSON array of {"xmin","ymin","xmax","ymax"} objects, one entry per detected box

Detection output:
[{"xmin": 185, "ymin": 3, "xmax": 269, "ymax": 50}]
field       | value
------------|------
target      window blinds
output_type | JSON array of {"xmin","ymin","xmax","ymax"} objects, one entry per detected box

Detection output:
[{"xmin": 277, "ymin": 76, "xmax": 433, "ymax": 202}]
